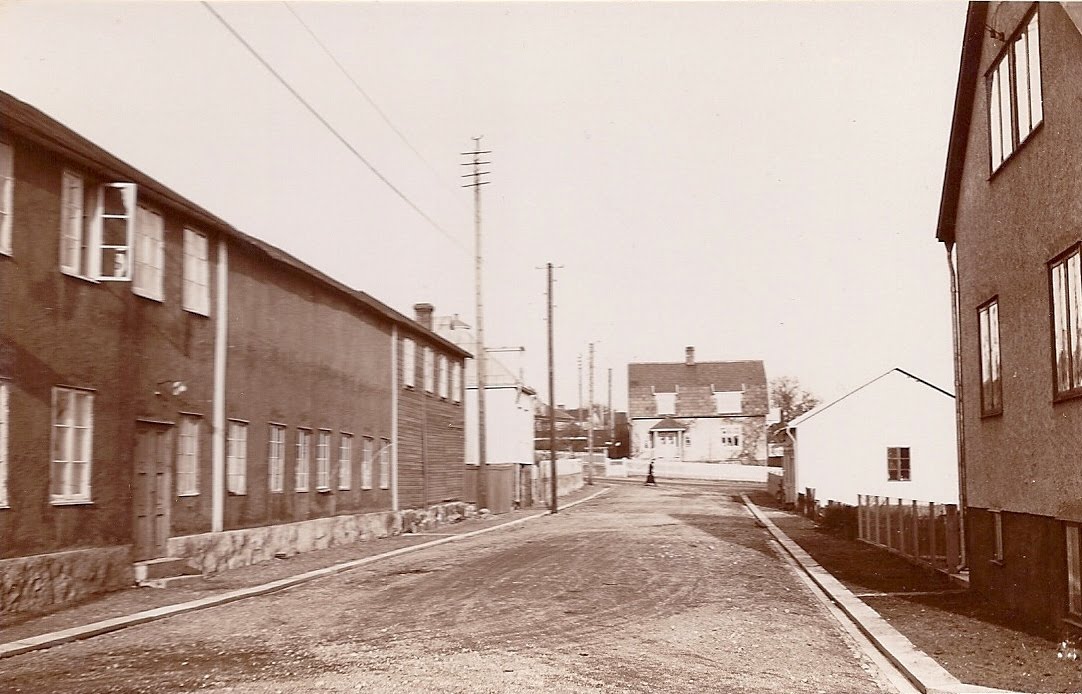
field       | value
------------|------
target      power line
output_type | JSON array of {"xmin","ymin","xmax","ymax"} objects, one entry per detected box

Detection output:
[
  {"xmin": 202, "ymin": 1, "xmax": 470, "ymax": 253},
  {"xmin": 282, "ymin": 1, "xmax": 469, "ymax": 210}
]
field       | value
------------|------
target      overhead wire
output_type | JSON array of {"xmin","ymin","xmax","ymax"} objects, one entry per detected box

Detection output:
[
  {"xmin": 282, "ymin": 1, "xmax": 471, "ymax": 212},
  {"xmin": 201, "ymin": 1, "xmax": 471, "ymax": 253}
]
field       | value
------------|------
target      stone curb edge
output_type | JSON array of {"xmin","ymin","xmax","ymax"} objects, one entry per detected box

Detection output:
[
  {"xmin": 0, "ymin": 487, "xmax": 611, "ymax": 660},
  {"xmin": 740, "ymin": 494, "xmax": 1017, "ymax": 694}
]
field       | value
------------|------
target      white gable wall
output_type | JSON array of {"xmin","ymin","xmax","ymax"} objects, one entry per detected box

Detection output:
[
  {"xmin": 465, "ymin": 386, "xmax": 537, "ymax": 465},
  {"xmin": 793, "ymin": 371, "xmax": 958, "ymax": 506}
]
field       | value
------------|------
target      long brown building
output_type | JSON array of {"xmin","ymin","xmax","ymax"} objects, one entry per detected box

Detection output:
[{"xmin": 0, "ymin": 91, "xmax": 469, "ymax": 616}]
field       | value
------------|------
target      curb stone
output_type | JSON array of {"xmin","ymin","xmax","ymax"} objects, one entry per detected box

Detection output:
[
  {"xmin": 0, "ymin": 487, "xmax": 611, "ymax": 660},
  {"xmin": 741, "ymin": 494, "xmax": 1018, "ymax": 694}
]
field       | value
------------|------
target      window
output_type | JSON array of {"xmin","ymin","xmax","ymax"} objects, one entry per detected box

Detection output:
[
  {"xmin": 132, "ymin": 206, "xmax": 164, "ymax": 300},
  {"xmin": 988, "ymin": 9, "xmax": 1042, "ymax": 171},
  {"xmin": 361, "ymin": 436, "xmax": 374, "ymax": 489},
  {"xmin": 992, "ymin": 510, "xmax": 1004, "ymax": 563},
  {"xmin": 438, "ymin": 355, "xmax": 449, "ymax": 398},
  {"xmin": 887, "ymin": 447, "xmax": 911, "ymax": 481},
  {"xmin": 268, "ymin": 424, "xmax": 285, "ymax": 493},
  {"xmin": 719, "ymin": 426, "xmax": 741, "ymax": 448},
  {"xmin": 713, "ymin": 390, "xmax": 742, "ymax": 414},
  {"xmin": 1051, "ymin": 247, "xmax": 1082, "ymax": 398},
  {"xmin": 183, "ymin": 229, "xmax": 210, "ymax": 315},
  {"xmin": 379, "ymin": 438, "xmax": 391, "ymax": 489},
  {"xmin": 176, "ymin": 416, "xmax": 200, "ymax": 496},
  {"xmin": 59, "ymin": 171, "xmax": 85, "ymax": 274},
  {"xmin": 978, "ymin": 299, "xmax": 1003, "ymax": 415},
  {"xmin": 51, "ymin": 387, "xmax": 93, "ymax": 503},
  {"xmin": 316, "ymin": 430, "xmax": 331, "ymax": 490},
  {"xmin": 423, "ymin": 347, "xmax": 435, "ymax": 393},
  {"xmin": 1067, "ymin": 524, "xmax": 1082, "ymax": 618},
  {"xmin": 338, "ymin": 434, "xmax": 353, "ymax": 490},
  {"xmin": 0, "ymin": 141, "xmax": 12, "ymax": 256},
  {"xmin": 451, "ymin": 362, "xmax": 462, "ymax": 403},
  {"xmin": 226, "ymin": 420, "xmax": 247, "ymax": 495},
  {"xmin": 93, "ymin": 183, "xmax": 137, "ymax": 281},
  {"xmin": 402, "ymin": 338, "xmax": 416, "ymax": 388},
  {"xmin": 0, "ymin": 381, "xmax": 8, "ymax": 508},
  {"xmin": 296, "ymin": 428, "xmax": 311, "ymax": 491},
  {"xmin": 654, "ymin": 391, "xmax": 676, "ymax": 415}
]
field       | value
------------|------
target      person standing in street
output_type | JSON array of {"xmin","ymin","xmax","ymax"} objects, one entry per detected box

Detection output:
[{"xmin": 645, "ymin": 459, "xmax": 658, "ymax": 486}]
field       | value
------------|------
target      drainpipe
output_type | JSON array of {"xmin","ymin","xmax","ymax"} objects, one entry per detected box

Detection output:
[
  {"xmin": 211, "ymin": 237, "xmax": 228, "ymax": 533},
  {"xmin": 946, "ymin": 241, "xmax": 968, "ymax": 567},
  {"xmin": 391, "ymin": 324, "xmax": 399, "ymax": 511}
]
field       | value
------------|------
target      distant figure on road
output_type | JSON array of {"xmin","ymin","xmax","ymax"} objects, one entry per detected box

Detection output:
[{"xmin": 644, "ymin": 460, "xmax": 658, "ymax": 486}]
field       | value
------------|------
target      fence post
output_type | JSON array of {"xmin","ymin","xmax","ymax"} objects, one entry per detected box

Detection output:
[
  {"xmin": 945, "ymin": 504, "xmax": 960, "ymax": 573},
  {"xmin": 928, "ymin": 501, "xmax": 938, "ymax": 567},
  {"xmin": 896, "ymin": 498, "xmax": 906, "ymax": 555},
  {"xmin": 857, "ymin": 495, "xmax": 864, "ymax": 541},
  {"xmin": 884, "ymin": 496, "xmax": 893, "ymax": 549},
  {"xmin": 910, "ymin": 499, "xmax": 919, "ymax": 560},
  {"xmin": 872, "ymin": 496, "xmax": 880, "ymax": 545}
]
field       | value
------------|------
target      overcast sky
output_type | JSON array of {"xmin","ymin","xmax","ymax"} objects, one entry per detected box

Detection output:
[{"xmin": 0, "ymin": 1, "xmax": 968, "ymax": 410}]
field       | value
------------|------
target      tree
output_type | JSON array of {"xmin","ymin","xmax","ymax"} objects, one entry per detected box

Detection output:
[{"xmin": 768, "ymin": 376, "xmax": 820, "ymax": 443}]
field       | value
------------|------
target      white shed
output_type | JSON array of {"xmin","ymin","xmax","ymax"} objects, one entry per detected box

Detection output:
[{"xmin": 786, "ymin": 369, "xmax": 958, "ymax": 507}]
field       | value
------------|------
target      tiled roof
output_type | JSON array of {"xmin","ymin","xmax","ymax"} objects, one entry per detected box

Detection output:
[
  {"xmin": 628, "ymin": 360, "xmax": 766, "ymax": 392},
  {"xmin": 650, "ymin": 417, "xmax": 688, "ymax": 431}
]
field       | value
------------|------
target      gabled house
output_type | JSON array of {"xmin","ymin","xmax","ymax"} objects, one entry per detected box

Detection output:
[
  {"xmin": 627, "ymin": 348, "xmax": 768, "ymax": 465},
  {"xmin": 937, "ymin": 2, "xmax": 1082, "ymax": 633},
  {"xmin": 785, "ymin": 369, "xmax": 958, "ymax": 507},
  {"xmin": 0, "ymin": 90, "xmax": 469, "ymax": 617}
]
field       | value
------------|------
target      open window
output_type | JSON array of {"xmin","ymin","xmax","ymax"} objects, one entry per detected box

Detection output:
[{"xmin": 90, "ymin": 182, "xmax": 137, "ymax": 281}]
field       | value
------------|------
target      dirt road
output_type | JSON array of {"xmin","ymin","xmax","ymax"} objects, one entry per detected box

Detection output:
[{"xmin": 0, "ymin": 484, "xmax": 897, "ymax": 693}]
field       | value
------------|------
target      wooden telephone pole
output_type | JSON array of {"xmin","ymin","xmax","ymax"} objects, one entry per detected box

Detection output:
[{"xmin": 462, "ymin": 138, "xmax": 490, "ymax": 509}]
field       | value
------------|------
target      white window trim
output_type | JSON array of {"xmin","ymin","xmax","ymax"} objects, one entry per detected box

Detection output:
[
  {"xmin": 296, "ymin": 428, "xmax": 311, "ymax": 492},
  {"xmin": 176, "ymin": 415, "xmax": 200, "ymax": 496},
  {"xmin": 59, "ymin": 170, "xmax": 85, "ymax": 276},
  {"xmin": 0, "ymin": 141, "xmax": 13, "ymax": 256},
  {"xmin": 379, "ymin": 438, "xmax": 391, "ymax": 490},
  {"xmin": 423, "ymin": 347, "xmax": 435, "ymax": 393},
  {"xmin": 438, "ymin": 355, "xmax": 449, "ymax": 399},
  {"xmin": 338, "ymin": 433, "xmax": 353, "ymax": 490},
  {"xmin": 361, "ymin": 436, "xmax": 374, "ymax": 490},
  {"xmin": 316, "ymin": 429, "xmax": 332, "ymax": 491},
  {"xmin": 50, "ymin": 387, "xmax": 94, "ymax": 504},
  {"xmin": 451, "ymin": 362, "xmax": 462, "ymax": 403},
  {"xmin": 92, "ymin": 182, "xmax": 137, "ymax": 281},
  {"xmin": 226, "ymin": 420, "xmax": 247, "ymax": 495},
  {"xmin": 653, "ymin": 391, "xmax": 676, "ymax": 416},
  {"xmin": 268, "ymin": 424, "xmax": 286, "ymax": 493},
  {"xmin": 182, "ymin": 228, "xmax": 211, "ymax": 315},
  {"xmin": 887, "ymin": 446, "xmax": 911, "ymax": 482},
  {"xmin": 402, "ymin": 338, "xmax": 416, "ymax": 388},
  {"xmin": 132, "ymin": 205, "xmax": 165, "ymax": 301},
  {"xmin": 0, "ymin": 380, "xmax": 8, "ymax": 508}
]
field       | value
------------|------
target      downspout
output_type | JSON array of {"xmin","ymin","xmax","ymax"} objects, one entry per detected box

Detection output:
[
  {"xmin": 211, "ymin": 237, "xmax": 228, "ymax": 533},
  {"xmin": 391, "ymin": 324, "xmax": 399, "ymax": 511},
  {"xmin": 946, "ymin": 241, "xmax": 968, "ymax": 567}
]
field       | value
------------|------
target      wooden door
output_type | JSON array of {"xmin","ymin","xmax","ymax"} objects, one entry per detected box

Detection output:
[{"xmin": 134, "ymin": 421, "xmax": 173, "ymax": 561}]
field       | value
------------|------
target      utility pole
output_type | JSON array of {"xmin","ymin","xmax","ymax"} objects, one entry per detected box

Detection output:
[
  {"xmin": 462, "ymin": 137, "xmax": 491, "ymax": 510},
  {"xmin": 607, "ymin": 367, "xmax": 613, "ymax": 445},
  {"xmin": 546, "ymin": 263, "xmax": 559, "ymax": 513},
  {"xmin": 587, "ymin": 342, "xmax": 595, "ymax": 485},
  {"xmin": 577, "ymin": 355, "xmax": 583, "ymax": 456}
]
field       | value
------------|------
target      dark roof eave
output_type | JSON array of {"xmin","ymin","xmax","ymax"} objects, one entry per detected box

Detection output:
[{"xmin": 936, "ymin": 2, "xmax": 988, "ymax": 246}]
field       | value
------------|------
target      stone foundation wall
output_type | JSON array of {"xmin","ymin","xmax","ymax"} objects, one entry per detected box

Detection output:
[
  {"xmin": 0, "ymin": 546, "xmax": 133, "ymax": 618},
  {"xmin": 169, "ymin": 502, "xmax": 473, "ymax": 575}
]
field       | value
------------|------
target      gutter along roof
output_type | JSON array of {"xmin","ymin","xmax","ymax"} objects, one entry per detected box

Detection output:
[{"xmin": 0, "ymin": 90, "xmax": 470, "ymax": 360}]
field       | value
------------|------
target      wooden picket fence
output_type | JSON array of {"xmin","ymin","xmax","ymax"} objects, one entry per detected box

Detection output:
[{"xmin": 856, "ymin": 495, "xmax": 964, "ymax": 574}]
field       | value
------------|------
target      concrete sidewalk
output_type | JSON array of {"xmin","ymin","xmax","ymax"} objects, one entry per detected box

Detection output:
[
  {"xmin": 742, "ymin": 495, "xmax": 1017, "ymax": 694},
  {"xmin": 0, "ymin": 487, "xmax": 609, "ymax": 659}
]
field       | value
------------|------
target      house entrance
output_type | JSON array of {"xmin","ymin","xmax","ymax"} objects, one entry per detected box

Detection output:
[
  {"xmin": 654, "ymin": 431, "xmax": 681, "ymax": 461},
  {"xmin": 133, "ymin": 421, "xmax": 173, "ymax": 561}
]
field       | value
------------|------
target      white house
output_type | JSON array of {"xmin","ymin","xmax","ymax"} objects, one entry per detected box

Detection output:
[
  {"xmin": 785, "ymin": 368, "xmax": 958, "ymax": 507},
  {"xmin": 434, "ymin": 316, "xmax": 538, "ymax": 466}
]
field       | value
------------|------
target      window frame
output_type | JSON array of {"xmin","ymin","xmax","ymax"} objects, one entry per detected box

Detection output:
[
  {"xmin": 986, "ymin": 6, "xmax": 1043, "ymax": 175},
  {"xmin": 361, "ymin": 436, "xmax": 374, "ymax": 490},
  {"xmin": 295, "ymin": 428, "xmax": 312, "ymax": 492},
  {"xmin": 176, "ymin": 415, "xmax": 201, "ymax": 497},
  {"xmin": 182, "ymin": 228, "xmax": 211, "ymax": 316},
  {"xmin": 316, "ymin": 429, "xmax": 332, "ymax": 491},
  {"xmin": 226, "ymin": 420, "xmax": 247, "ymax": 495},
  {"xmin": 50, "ymin": 386, "xmax": 94, "ymax": 505},
  {"xmin": 132, "ymin": 204, "xmax": 165, "ymax": 301},
  {"xmin": 978, "ymin": 297, "xmax": 1003, "ymax": 416},
  {"xmin": 438, "ymin": 354, "xmax": 449, "ymax": 399},
  {"xmin": 719, "ymin": 425, "xmax": 741, "ymax": 449},
  {"xmin": 338, "ymin": 433, "xmax": 353, "ymax": 491},
  {"xmin": 991, "ymin": 510, "xmax": 1004, "ymax": 563},
  {"xmin": 379, "ymin": 438, "xmax": 391, "ymax": 490},
  {"xmin": 1067, "ymin": 523, "xmax": 1082, "ymax": 619},
  {"xmin": 268, "ymin": 424, "xmax": 286, "ymax": 493},
  {"xmin": 1048, "ymin": 244, "xmax": 1082, "ymax": 401},
  {"xmin": 59, "ymin": 170, "xmax": 86, "ymax": 276},
  {"xmin": 451, "ymin": 361, "xmax": 462, "ymax": 403},
  {"xmin": 887, "ymin": 446, "xmax": 911, "ymax": 482},
  {"xmin": 423, "ymin": 346, "xmax": 435, "ymax": 393},
  {"xmin": 0, "ymin": 380, "xmax": 8, "ymax": 508},
  {"xmin": 712, "ymin": 389, "xmax": 743, "ymax": 415},
  {"xmin": 402, "ymin": 338, "xmax": 416, "ymax": 389},
  {"xmin": 654, "ymin": 391, "xmax": 676, "ymax": 416},
  {"xmin": 0, "ymin": 140, "xmax": 13, "ymax": 256}
]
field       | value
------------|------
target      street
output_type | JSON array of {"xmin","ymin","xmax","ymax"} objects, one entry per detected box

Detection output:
[{"xmin": 0, "ymin": 484, "xmax": 896, "ymax": 693}]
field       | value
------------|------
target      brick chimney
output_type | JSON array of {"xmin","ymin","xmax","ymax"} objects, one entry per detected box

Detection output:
[
  {"xmin": 685, "ymin": 346, "xmax": 695, "ymax": 366},
  {"xmin": 413, "ymin": 303, "xmax": 434, "ymax": 330}
]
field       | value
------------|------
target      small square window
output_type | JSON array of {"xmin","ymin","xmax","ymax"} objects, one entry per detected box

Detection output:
[{"xmin": 887, "ymin": 447, "xmax": 911, "ymax": 482}]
